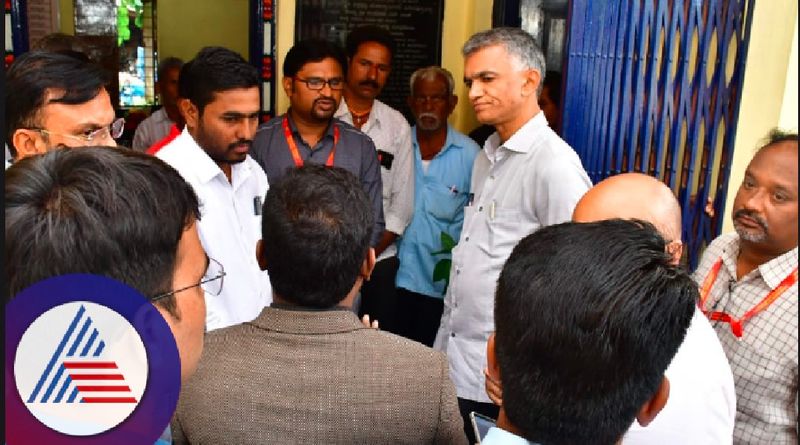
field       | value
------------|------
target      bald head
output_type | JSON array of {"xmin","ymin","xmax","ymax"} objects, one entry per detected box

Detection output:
[{"xmin": 573, "ymin": 173, "xmax": 682, "ymax": 260}]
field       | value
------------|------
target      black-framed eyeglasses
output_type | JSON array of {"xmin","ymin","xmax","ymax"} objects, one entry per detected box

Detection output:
[
  {"xmin": 294, "ymin": 76, "xmax": 345, "ymax": 91},
  {"xmin": 30, "ymin": 117, "xmax": 126, "ymax": 144},
  {"xmin": 151, "ymin": 257, "xmax": 226, "ymax": 302}
]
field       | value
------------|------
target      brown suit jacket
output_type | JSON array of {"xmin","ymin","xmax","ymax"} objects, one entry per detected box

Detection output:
[{"xmin": 172, "ymin": 306, "xmax": 467, "ymax": 444}]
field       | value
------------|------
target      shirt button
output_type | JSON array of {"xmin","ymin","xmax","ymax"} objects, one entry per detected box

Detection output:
[
  {"xmin": 451, "ymin": 332, "xmax": 456, "ymax": 337},
  {"xmin": 465, "ymin": 236, "xmax": 469, "ymax": 242},
  {"xmin": 490, "ymin": 175, "xmax": 495, "ymax": 180},
  {"xmin": 478, "ymin": 206, "xmax": 483, "ymax": 211}
]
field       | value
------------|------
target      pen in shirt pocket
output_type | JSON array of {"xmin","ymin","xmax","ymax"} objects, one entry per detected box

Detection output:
[
  {"xmin": 253, "ymin": 196, "xmax": 262, "ymax": 216},
  {"xmin": 448, "ymin": 185, "xmax": 459, "ymax": 196}
]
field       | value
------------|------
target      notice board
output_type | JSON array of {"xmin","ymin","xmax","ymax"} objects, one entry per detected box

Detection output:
[{"xmin": 295, "ymin": 0, "xmax": 445, "ymax": 122}]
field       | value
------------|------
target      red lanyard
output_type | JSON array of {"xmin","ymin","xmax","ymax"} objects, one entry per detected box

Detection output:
[
  {"xmin": 282, "ymin": 116, "xmax": 339, "ymax": 168},
  {"xmin": 698, "ymin": 258, "xmax": 797, "ymax": 338}
]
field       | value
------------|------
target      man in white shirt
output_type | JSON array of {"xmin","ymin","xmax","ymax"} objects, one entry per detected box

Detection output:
[
  {"xmin": 572, "ymin": 173, "xmax": 736, "ymax": 444},
  {"xmin": 483, "ymin": 220, "xmax": 695, "ymax": 445},
  {"xmin": 157, "ymin": 47, "xmax": 271, "ymax": 331},
  {"xmin": 133, "ymin": 57, "xmax": 184, "ymax": 151},
  {"xmin": 335, "ymin": 26, "xmax": 414, "ymax": 332},
  {"xmin": 432, "ymin": 27, "xmax": 591, "ymax": 443}
]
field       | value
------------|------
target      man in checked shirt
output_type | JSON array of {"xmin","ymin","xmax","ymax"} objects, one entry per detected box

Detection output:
[{"xmin": 694, "ymin": 129, "xmax": 798, "ymax": 443}]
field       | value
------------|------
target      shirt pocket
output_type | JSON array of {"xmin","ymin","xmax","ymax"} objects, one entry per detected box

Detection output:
[
  {"xmin": 423, "ymin": 182, "xmax": 468, "ymax": 223},
  {"xmin": 487, "ymin": 208, "xmax": 523, "ymax": 258}
]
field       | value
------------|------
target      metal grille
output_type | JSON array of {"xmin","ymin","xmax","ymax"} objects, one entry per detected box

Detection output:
[{"xmin": 561, "ymin": 0, "xmax": 754, "ymax": 268}]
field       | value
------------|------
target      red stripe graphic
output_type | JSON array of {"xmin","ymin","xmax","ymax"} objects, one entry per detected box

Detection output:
[
  {"xmin": 76, "ymin": 386, "xmax": 131, "ymax": 392},
  {"xmin": 69, "ymin": 374, "xmax": 125, "ymax": 380},
  {"xmin": 63, "ymin": 362, "xmax": 118, "ymax": 369},
  {"xmin": 82, "ymin": 397, "xmax": 138, "ymax": 403}
]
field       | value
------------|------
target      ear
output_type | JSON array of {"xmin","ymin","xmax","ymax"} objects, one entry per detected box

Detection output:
[
  {"xmin": 256, "ymin": 239, "xmax": 268, "ymax": 271},
  {"xmin": 486, "ymin": 333, "xmax": 501, "ymax": 382},
  {"xmin": 361, "ymin": 247, "xmax": 377, "ymax": 281},
  {"xmin": 447, "ymin": 94, "xmax": 459, "ymax": 114},
  {"xmin": 282, "ymin": 76, "xmax": 293, "ymax": 97},
  {"xmin": 522, "ymin": 69, "xmax": 542, "ymax": 98},
  {"xmin": 636, "ymin": 376, "xmax": 670, "ymax": 427},
  {"xmin": 667, "ymin": 241, "xmax": 684, "ymax": 265},
  {"xmin": 12, "ymin": 129, "xmax": 48, "ymax": 159},
  {"xmin": 181, "ymin": 100, "xmax": 199, "ymax": 130}
]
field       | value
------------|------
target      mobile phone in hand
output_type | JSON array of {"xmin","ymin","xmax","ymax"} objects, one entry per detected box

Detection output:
[{"xmin": 470, "ymin": 411, "xmax": 496, "ymax": 444}]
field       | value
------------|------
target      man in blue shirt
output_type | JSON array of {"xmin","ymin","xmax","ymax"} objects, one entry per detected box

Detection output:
[{"xmin": 395, "ymin": 66, "xmax": 479, "ymax": 346}]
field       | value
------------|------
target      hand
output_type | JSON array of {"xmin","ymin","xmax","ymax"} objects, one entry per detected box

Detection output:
[
  {"xmin": 484, "ymin": 368, "xmax": 503, "ymax": 406},
  {"xmin": 361, "ymin": 314, "xmax": 379, "ymax": 329}
]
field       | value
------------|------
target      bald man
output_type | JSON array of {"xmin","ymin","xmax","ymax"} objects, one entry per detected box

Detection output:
[
  {"xmin": 573, "ymin": 173, "xmax": 736, "ymax": 444},
  {"xmin": 486, "ymin": 173, "xmax": 736, "ymax": 444}
]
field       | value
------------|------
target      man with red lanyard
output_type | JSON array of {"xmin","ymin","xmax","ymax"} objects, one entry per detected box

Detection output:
[
  {"xmin": 251, "ymin": 39, "xmax": 384, "ymax": 247},
  {"xmin": 694, "ymin": 129, "xmax": 798, "ymax": 444}
]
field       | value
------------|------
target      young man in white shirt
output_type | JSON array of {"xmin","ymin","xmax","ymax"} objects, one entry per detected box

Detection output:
[
  {"xmin": 335, "ymin": 26, "xmax": 415, "ymax": 332},
  {"xmin": 432, "ymin": 27, "xmax": 591, "ymax": 443},
  {"xmin": 157, "ymin": 47, "xmax": 271, "ymax": 331}
]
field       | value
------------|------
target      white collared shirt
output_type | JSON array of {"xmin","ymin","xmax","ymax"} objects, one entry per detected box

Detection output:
[
  {"xmin": 336, "ymin": 99, "xmax": 414, "ymax": 260},
  {"xmin": 133, "ymin": 108, "xmax": 174, "ymax": 151},
  {"xmin": 624, "ymin": 307, "xmax": 736, "ymax": 444},
  {"xmin": 157, "ymin": 129, "xmax": 271, "ymax": 331},
  {"xmin": 433, "ymin": 113, "xmax": 591, "ymax": 402}
]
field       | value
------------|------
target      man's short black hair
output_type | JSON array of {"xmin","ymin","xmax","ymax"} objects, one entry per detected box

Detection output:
[
  {"xmin": 158, "ymin": 56, "xmax": 184, "ymax": 83},
  {"xmin": 494, "ymin": 219, "xmax": 695, "ymax": 445},
  {"xmin": 760, "ymin": 128, "xmax": 798, "ymax": 150},
  {"xmin": 345, "ymin": 25, "xmax": 396, "ymax": 60},
  {"xmin": 5, "ymin": 147, "xmax": 201, "ymax": 318},
  {"xmin": 261, "ymin": 165, "xmax": 374, "ymax": 308},
  {"xmin": 5, "ymin": 51, "xmax": 108, "ymax": 156},
  {"xmin": 179, "ymin": 47, "xmax": 259, "ymax": 114},
  {"xmin": 283, "ymin": 38, "xmax": 348, "ymax": 78}
]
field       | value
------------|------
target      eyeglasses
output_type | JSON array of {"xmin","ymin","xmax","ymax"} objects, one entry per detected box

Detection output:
[
  {"xmin": 294, "ymin": 77, "xmax": 345, "ymax": 91},
  {"xmin": 151, "ymin": 257, "xmax": 226, "ymax": 302},
  {"xmin": 32, "ymin": 117, "xmax": 126, "ymax": 144}
]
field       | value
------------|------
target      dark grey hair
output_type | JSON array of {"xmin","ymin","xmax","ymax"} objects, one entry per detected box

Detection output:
[
  {"xmin": 409, "ymin": 66, "xmax": 455, "ymax": 96},
  {"xmin": 462, "ymin": 27, "xmax": 546, "ymax": 95}
]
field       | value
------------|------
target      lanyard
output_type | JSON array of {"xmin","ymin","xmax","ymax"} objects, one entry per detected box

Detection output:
[
  {"xmin": 698, "ymin": 257, "xmax": 797, "ymax": 338},
  {"xmin": 282, "ymin": 116, "xmax": 339, "ymax": 168}
]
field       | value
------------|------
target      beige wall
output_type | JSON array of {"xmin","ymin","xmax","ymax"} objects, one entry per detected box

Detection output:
[
  {"xmin": 275, "ymin": 0, "xmax": 493, "ymax": 133},
  {"xmin": 722, "ymin": 2, "xmax": 798, "ymax": 233},
  {"xmin": 156, "ymin": 0, "xmax": 249, "ymax": 62},
  {"xmin": 56, "ymin": 0, "xmax": 249, "ymax": 61}
]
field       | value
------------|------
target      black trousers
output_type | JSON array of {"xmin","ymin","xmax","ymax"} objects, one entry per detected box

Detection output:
[
  {"xmin": 395, "ymin": 288, "xmax": 444, "ymax": 347},
  {"xmin": 358, "ymin": 256, "xmax": 401, "ymax": 334},
  {"xmin": 458, "ymin": 397, "xmax": 500, "ymax": 444}
]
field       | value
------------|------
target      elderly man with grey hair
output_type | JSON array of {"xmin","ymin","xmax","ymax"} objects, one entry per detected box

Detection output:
[
  {"xmin": 431, "ymin": 27, "xmax": 592, "ymax": 443},
  {"xmin": 393, "ymin": 66, "xmax": 480, "ymax": 346}
]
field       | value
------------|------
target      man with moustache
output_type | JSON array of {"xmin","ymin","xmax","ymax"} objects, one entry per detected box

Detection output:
[
  {"xmin": 157, "ymin": 47, "xmax": 271, "ymax": 331},
  {"xmin": 334, "ymin": 26, "xmax": 414, "ymax": 326},
  {"xmin": 694, "ymin": 130, "xmax": 798, "ymax": 443},
  {"xmin": 394, "ymin": 66, "xmax": 479, "ymax": 345},
  {"xmin": 251, "ymin": 39, "xmax": 384, "ymax": 247},
  {"xmin": 432, "ymin": 28, "xmax": 592, "ymax": 443}
]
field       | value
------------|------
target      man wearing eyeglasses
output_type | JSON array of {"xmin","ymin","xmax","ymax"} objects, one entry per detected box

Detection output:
[
  {"xmin": 251, "ymin": 39, "xmax": 385, "ymax": 248},
  {"xmin": 393, "ymin": 66, "xmax": 479, "ymax": 345},
  {"xmin": 5, "ymin": 51, "xmax": 121, "ymax": 164},
  {"xmin": 5, "ymin": 147, "xmax": 211, "ymax": 444},
  {"xmin": 693, "ymin": 130, "xmax": 798, "ymax": 443},
  {"xmin": 157, "ymin": 47, "xmax": 272, "ymax": 332}
]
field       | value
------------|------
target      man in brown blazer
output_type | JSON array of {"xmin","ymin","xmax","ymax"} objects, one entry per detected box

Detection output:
[{"xmin": 172, "ymin": 165, "xmax": 467, "ymax": 445}]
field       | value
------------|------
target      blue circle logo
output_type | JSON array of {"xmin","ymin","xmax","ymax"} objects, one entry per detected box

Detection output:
[{"xmin": 5, "ymin": 274, "xmax": 181, "ymax": 444}]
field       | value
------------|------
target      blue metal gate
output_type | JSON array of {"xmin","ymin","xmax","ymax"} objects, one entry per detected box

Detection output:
[{"xmin": 561, "ymin": 0, "xmax": 754, "ymax": 269}]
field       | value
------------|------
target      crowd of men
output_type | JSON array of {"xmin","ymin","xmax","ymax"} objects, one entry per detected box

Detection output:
[{"xmin": 5, "ymin": 24, "xmax": 797, "ymax": 445}]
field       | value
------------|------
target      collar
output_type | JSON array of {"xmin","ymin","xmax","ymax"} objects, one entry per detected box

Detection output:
[
  {"xmin": 720, "ymin": 233, "xmax": 799, "ymax": 289},
  {"xmin": 152, "ymin": 107, "xmax": 171, "ymax": 123},
  {"xmin": 284, "ymin": 111, "xmax": 336, "ymax": 145},
  {"xmin": 175, "ymin": 128, "xmax": 224, "ymax": 184},
  {"xmin": 336, "ymin": 99, "xmax": 382, "ymax": 129},
  {"xmin": 246, "ymin": 306, "xmax": 368, "ymax": 335},
  {"xmin": 484, "ymin": 112, "xmax": 547, "ymax": 159},
  {"xmin": 412, "ymin": 125, "xmax": 462, "ymax": 157},
  {"xmin": 482, "ymin": 427, "xmax": 540, "ymax": 445}
]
